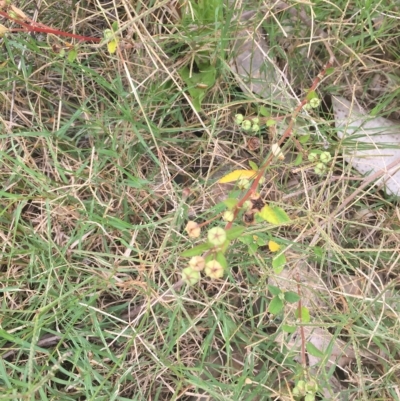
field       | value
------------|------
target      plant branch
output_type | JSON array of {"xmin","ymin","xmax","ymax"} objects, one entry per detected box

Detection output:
[
  {"xmin": 0, "ymin": 11, "xmax": 101, "ymax": 42},
  {"xmin": 225, "ymin": 59, "xmax": 333, "ymax": 230}
]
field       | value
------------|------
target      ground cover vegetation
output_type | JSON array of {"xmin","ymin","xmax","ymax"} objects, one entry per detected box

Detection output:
[{"xmin": 0, "ymin": 0, "xmax": 399, "ymax": 400}]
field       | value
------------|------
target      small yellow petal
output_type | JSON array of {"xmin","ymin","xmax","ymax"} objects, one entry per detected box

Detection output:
[{"xmin": 268, "ymin": 240, "xmax": 280, "ymax": 252}]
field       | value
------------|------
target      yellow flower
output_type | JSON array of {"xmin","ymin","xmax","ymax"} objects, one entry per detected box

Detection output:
[{"xmin": 268, "ymin": 240, "xmax": 280, "ymax": 252}]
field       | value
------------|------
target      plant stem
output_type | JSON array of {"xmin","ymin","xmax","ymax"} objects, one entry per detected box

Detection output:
[
  {"xmin": 0, "ymin": 11, "xmax": 101, "ymax": 42},
  {"xmin": 225, "ymin": 59, "xmax": 333, "ymax": 230}
]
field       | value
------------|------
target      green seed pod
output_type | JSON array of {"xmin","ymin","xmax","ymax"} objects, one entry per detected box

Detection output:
[
  {"xmin": 241, "ymin": 120, "xmax": 252, "ymax": 131},
  {"xmin": 234, "ymin": 114, "xmax": 244, "ymax": 125},
  {"xmin": 182, "ymin": 267, "xmax": 201, "ymax": 285},
  {"xmin": 208, "ymin": 227, "xmax": 227, "ymax": 246},
  {"xmin": 320, "ymin": 151, "xmax": 332, "ymax": 164},
  {"xmin": 314, "ymin": 162, "xmax": 326, "ymax": 176},
  {"xmin": 308, "ymin": 152, "xmax": 319, "ymax": 162},
  {"xmin": 309, "ymin": 97, "xmax": 321, "ymax": 108}
]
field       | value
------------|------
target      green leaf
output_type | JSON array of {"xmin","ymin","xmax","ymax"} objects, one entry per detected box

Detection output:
[
  {"xmin": 258, "ymin": 106, "xmax": 270, "ymax": 117},
  {"xmin": 67, "ymin": 48, "xmax": 77, "ymax": 63},
  {"xmin": 238, "ymin": 235, "xmax": 252, "ymax": 245},
  {"xmin": 282, "ymin": 324, "xmax": 296, "ymax": 333},
  {"xmin": 248, "ymin": 160, "xmax": 259, "ymax": 171},
  {"xmin": 223, "ymin": 198, "xmax": 238, "ymax": 210},
  {"xmin": 306, "ymin": 342, "xmax": 325, "ymax": 358},
  {"xmin": 247, "ymin": 242, "xmax": 258, "ymax": 255},
  {"xmin": 272, "ymin": 253, "xmax": 286, "ymax": 274},
  {"xmin": 268, "ymin": 296, "xmax": 284, "ymax": 314},
  {"xmin": 216, "ymin": 251, "xmax": 228, "ymax": 269},
  {"xmin": 326, "ymin": 67, "xmax": 335, "ymax": 75},
  {"xmin": 226, "ymin": 225, "xmax": 246, "ymax": 240},
  {"xmin": 294, "ymin": 153, "xmax": 303, "ymax": 166},
  {"xmin": 112, "ymin": 21, "xmax": 119, "ymax": 32},
  {"xmin": 256, "ymin": 236, "xmax": 267, "ymax": 246},
  {"xmin": 298, "ymin": 134, "xmax": 310, "ymax": 144},
  {"xmin": 266, "ymin": 119, "xmax": 276, "ymax": 127},
  {"xmin": 295, "ymin": 306, "xmax": 311, "ymax": 323},
  {"xmin": 284, "ymin": 291, "xmax": 300, "ymax": 303},
  {"xmin": 181, "ymin": 242, "xmax": 212, "ymax": 257},
  {"xmin": 268, "ymin": 285, "xmax": 281, "ymax": 296},
  {"xmin": 306, "ymin": 90, "xmax": 318, "ymax": 101},
  {"xmin": 179, "ymin": 63, "xmax": 216, "ymax": 111},
  {"xmin": 259, "ymin": 205, "xmax": 291, "ymax": 225}
]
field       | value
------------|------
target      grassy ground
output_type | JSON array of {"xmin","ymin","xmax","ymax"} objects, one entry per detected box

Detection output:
[{"xmin": 1, "ymin": 0, "xmax": 400, "ymax": 400}]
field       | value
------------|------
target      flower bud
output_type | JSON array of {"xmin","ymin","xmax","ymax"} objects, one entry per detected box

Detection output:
[
  {"xmin": 182, "ymin": 267, "xmax": 201, "ymax": 285},
  {"xmin": 238, "ymin": 178, "xmax": 250, "ymax": 190},
  {"xmin": 309, "ymin": 97, "xmax": 321, "ymax": 108},
  {"xmin": 241, "ymin": 120, "xmax": 252, "ymax": 131},
  {"xmin": 188, "ymin": 256, "xmax": 205, "ymax": 271},
  {"xmin": 314, "ymin": 162, "xmax": 326, "ymax": 176},
  {"xmin": 185, "ymin": 221, "xmax": 201, "ymax": 238},
  {"xmin": 308, "ymin": 152, "xmax": 319, "ymax": 162},
  {"xmin": 207, "ymin": 227, "xmax": 227, "ymax": 246},
  {"xmin": 251, "ymin": 123, "xmax": 260, "ymax": 132},
  {"xmin": 234, "ymin": 114, "xmax": 244, "ymax": 125},
  {"xmin": 320, "ymin": 151, "xmax": 331, "ymax": 164},
  {"xmin": 223, "ymin": 210, "xmax": 235, "ymax": 222},
  {"xmin": 205, "ymin": 260, "xmax": 224, "ymax": 279},
  {"xmin": 243, "ymin": 200, "xmax": 252, "ymax": 211}
]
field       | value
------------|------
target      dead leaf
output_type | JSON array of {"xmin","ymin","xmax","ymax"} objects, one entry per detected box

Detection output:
[
  {"xmin": 333, "ymin": 95, "xmax": 400, "ymax": 195},
  {"xmin": 218, "ymin": 169, "xmax": 257, "ymax": 184}
]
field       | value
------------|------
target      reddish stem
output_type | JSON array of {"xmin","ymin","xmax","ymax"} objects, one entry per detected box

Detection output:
[
  {"xmin": 0, "ymin": 11, "xmax": 101, "ymax": 42},
  {"xmin": 225, "ymin": 60, "xmax": 333, "ymax": 230}
]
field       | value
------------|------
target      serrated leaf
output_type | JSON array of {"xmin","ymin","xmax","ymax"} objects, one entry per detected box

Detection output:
[
  {"xmin": 306, "ymin": 341, "xmax": 325, "ymax": 358},
  {"xmin": 268, "ymin": 240, "xmax": 280, "ymax": 252},
  {"xmin": 272, "ymin": 253, "xmax": 286, "ymax": 274},
  {"xmin": 294, "ymin": 153, "xmax": 303, "ymax": 166},
  {"xmin": 223, "ymin": 198, "xmax": 238, "ymax": 210},
  {"xmin": 248, "ymin": 160, "xmax": 259, "ymax": 171},
  {"xmin": 268, "ymin": 296, "xmax": 284, "ymax": 314},
  {"xmin": 295, "ymin": 306, "xmax": 310, "ymax": 323},
  {"xmin": 226, "ymin": 226, "xmax": 245, "ymax": 240},
  {"xmin": 216, "ymin": 251, "xmax": 228, "ymax": 269},
  {"xmin": 259, "ymin": 205, "xmax": 291, "ymax": 225},
  {"xmin": 267, "ymin": 285, "xmax": 281, "ymax": 296},
  {"xmin": 181, "ymin": 242, "xmax": 211, "ymax": 257},
  {"xmin": 218, "ymin": 169, "xmax": 257, "ymax": 184},
  {"xmin": 284, "ymin": 291, "xmax": 300, "ymax": 303}
]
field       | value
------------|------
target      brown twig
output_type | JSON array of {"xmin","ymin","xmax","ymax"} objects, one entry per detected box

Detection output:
[{"xmin": 0, "ymin": 11, "xmax": 101, "ymax": 42}]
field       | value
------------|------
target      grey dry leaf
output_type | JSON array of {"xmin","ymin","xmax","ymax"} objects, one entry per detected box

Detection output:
[
  {"xmin": 230, "ymin": 18, "xmax": 296, "ymax": 109},
  {"xmin": 332, "ymin": 95, "xmax": 400, "ymax": 195}
]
